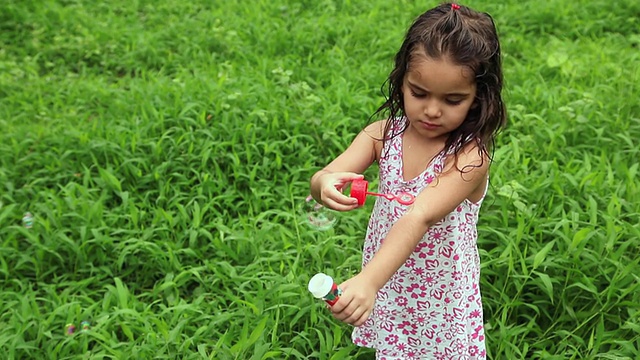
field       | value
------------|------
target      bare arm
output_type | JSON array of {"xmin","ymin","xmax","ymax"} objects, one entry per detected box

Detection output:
[
  {"xmin": 310, "ymin": 120, "xmax": 385, "ymax": 211},
  {"xmin": 331, "ymin": 143, "xmax": 490, "ymax": 325},
  {"xmin": 362, "ymin": 146, "xmax": 488, "ymax": 288}
]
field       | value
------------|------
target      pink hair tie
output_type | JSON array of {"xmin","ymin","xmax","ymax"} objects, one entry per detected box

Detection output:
[{"xmin": 451, "ymin": 3, "xmax": 461, "ymax": 10}]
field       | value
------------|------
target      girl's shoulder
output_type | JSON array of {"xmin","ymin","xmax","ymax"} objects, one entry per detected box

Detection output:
[
  {"xmin": 362, "ymin": 119, "xmax": 388, "ymax": 138},
  {"xmin": 362, "ymin": 119, "xmax": 390, "ymax": 161},
  {"xmin": 442, "ymin": 139, "xmax": 491, "ymax": 176}
]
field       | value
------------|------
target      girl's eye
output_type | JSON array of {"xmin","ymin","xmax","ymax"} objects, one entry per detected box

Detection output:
[
  {"xmin": 410, "ymin": 90, "xmax": 426, "ymax": 98},
  {"xmin": 446, "ymin": 99, "xmax": 463, "ymax": 105}
]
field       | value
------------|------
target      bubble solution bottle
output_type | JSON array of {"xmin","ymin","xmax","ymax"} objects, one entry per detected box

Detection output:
[{"xmin": 308, "ymin": 273, "xmax": 342, "ymax": 306}]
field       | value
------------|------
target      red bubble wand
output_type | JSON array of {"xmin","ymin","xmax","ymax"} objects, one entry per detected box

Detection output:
[{"xmin": 350, "ymin": 179, "xmax": 415, "ymax": 206}]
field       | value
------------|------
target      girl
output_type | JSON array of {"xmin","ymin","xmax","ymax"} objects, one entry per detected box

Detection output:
[{"xmin": 310, "ymin": 3, "xmax": 505, "ymax": 359}]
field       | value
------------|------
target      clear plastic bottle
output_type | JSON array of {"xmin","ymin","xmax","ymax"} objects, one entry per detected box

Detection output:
[{"xmin": 308, "ymin": 273, "xmax": 342, "ymax": 306}]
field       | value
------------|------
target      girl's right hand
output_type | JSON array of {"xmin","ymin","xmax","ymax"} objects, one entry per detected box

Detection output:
[{"xmin": 316, "ymin": 172, "xmax": 364, "ymax": 211}]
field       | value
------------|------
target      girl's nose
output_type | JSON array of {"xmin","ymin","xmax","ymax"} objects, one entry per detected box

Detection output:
[{"xmin": 424, "ymin": 99, "xmax": 442, "ymax": 118}]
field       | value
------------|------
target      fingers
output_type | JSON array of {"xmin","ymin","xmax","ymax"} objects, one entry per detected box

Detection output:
[
  {"xmin": 322, "ymin": 196, "xmax": 359, "ymax": 211},
  {"xmin": 342, "ymin": 306, "xmax": 366, "ymax": 325},
  {"xmin": 318, "ymin": 172, "xmax": 363, "ymax": 211},
  {"xmin": 330, "ymin": 294, "xmax": 373, "ymax": 326},
  {"xmin": 353, "ymin": 308, "xmax": 372, "ymax": 327},
  {"xmin": 331, "ymin": 172, "xmax": 364, "ymax": 181},
  {"xmin": 328, "ymin": 289, "xmax": 350, "ymax": 316},
  {"xmin": 332, "ymin": 303, "xmax": 371, "ymax": 326}
]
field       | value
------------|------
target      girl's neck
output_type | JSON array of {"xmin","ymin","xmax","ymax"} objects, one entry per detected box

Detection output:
[
  {"xmin": 402, "ymin": 125, "xmax": 447, "ymax": 151},
  {"xmin": 401, "ymin": 127, "xmax": 447, "ymax": 181}
]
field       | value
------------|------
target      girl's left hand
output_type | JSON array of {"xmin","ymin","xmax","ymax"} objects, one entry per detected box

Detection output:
[{"xmin": 330, "ymin": 273, "xmax": 377, "ymax": 327}]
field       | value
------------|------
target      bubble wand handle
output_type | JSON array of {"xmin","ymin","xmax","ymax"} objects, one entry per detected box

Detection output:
[
  {"xmin": 308, "ymin": 273, "xmax": 342, "ymax": 306},
  {"xmin": 350, "ymin": 179, "xmax": 415, "ymax": 205},
  {"xmin": 366, "ymin": 191, "xmax": 394, "ymax": 199}
]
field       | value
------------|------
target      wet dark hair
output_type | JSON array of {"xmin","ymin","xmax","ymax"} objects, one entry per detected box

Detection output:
[{"xmin": 373, "ymin": 3, "xmax": 506, "ymax": 169}]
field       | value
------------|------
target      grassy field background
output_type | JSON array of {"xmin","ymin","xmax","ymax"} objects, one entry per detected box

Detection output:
[{"xmin": 1, "ymin": 0, "xmax": 639, "ymax": 359}]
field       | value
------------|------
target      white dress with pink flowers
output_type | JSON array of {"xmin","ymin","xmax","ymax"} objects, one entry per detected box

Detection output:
[{"xmin": 352, "ymin": 130, "xmax": 487, "ymax": 360}]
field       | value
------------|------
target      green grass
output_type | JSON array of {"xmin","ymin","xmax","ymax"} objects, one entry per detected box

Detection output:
[{"xmin": 1, "ymin": 0, "xmax": 639, "ymax": 359}]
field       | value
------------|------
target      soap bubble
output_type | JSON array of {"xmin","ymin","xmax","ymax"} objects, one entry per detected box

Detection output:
[
  {"xmin": 65, "ymin": 323, "xmax": 76, "ymax": 335},
  {"xmin": 80, "ymin": 320, "xmax": 91, "ymax": 332},
  {"xmin": 300, "ymin": 196, "xmax": 337, "ymax": 231},
  {"xmin": 22, "ymin": 212, "xmax": 34, "ymax": 229}
]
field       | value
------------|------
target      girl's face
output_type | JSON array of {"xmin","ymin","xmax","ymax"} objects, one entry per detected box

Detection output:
[{"xmin": 402, "ymin": 54, "xmax": 477, "ymax": 140}]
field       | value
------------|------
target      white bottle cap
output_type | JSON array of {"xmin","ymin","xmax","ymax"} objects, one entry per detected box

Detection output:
[{"xmin": 308, "ymin": 273, "xmax": 334, "ymax": 299}]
